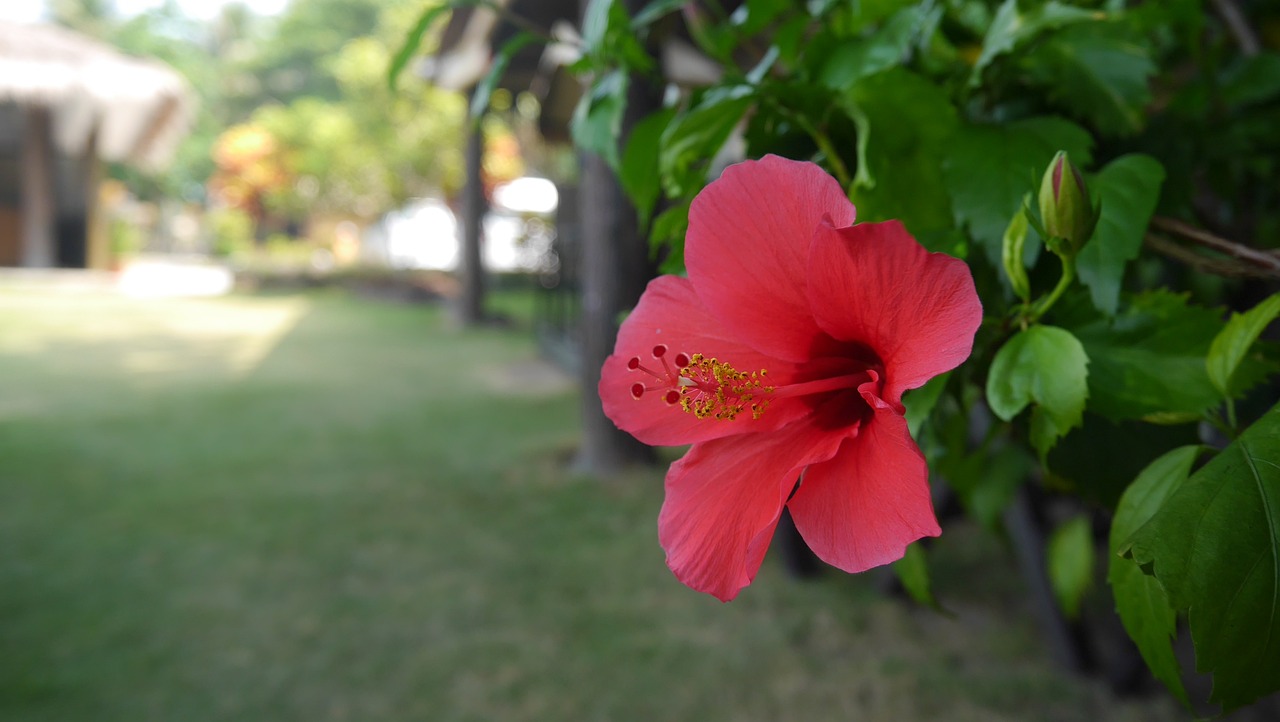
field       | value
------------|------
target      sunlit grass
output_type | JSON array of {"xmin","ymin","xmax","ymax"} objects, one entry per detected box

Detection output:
[{"xmin": 0, "ymin": 287, "xmax": 1178, "ymax": 721}]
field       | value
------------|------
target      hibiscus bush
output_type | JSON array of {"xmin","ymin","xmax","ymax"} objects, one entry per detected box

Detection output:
[{"xmin": 400, "ymin": 0, "xmax": 1280, "ymax": 713}]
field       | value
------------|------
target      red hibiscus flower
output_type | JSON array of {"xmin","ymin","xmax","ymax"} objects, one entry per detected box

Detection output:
[{"xmin": 599, "ymin": 155, "xmax": 982, "ymax": 601}]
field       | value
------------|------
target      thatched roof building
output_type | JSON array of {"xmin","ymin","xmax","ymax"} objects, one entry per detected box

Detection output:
[{"xmin": 0, "ymin": 21, "xmax": 194, "ymax": 268}]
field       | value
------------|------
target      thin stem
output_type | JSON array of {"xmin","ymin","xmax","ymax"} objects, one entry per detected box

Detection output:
[
  {"xmin": 1209, "ymin": 0, "xmax": 1261, "ymax": 56},
  {"xmin": 1148, "ymin": 216, "xmax": 1280, "ymax": 278},
  {"xmin": 1028, "ymin": 254, "xmax": 1075, "ymax": 323},
  {"xmin": 1143, "ymin": 233, "xmax": 1273, "ymax": 278}
]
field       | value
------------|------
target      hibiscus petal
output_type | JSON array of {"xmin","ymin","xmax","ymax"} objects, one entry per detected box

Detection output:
[
  {"xmin": 659, "ymin": 421, "xmax": 845, "ymax": 601},
  {"xmin": 686, "ymin": 155, "xmax": 857, "ymax": 362},
  {"xmin": 806, "ymin": 219, "xmax": 982, "ymax": 403},
  {"xmin": 787, "ymin": 407, "xmax": 940, "ymax": 574},
  {"xmin": 600, "ymin": 275, "xmax": 812, "ymax": 447}
]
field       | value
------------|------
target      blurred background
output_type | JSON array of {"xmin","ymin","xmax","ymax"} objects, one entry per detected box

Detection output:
[{"xmin": 0, "ymin": 1, "xmax": 1271, "ymax": 720}]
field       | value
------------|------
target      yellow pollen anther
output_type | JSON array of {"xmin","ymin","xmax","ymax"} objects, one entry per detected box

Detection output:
[{"xmin": 676, "ymin": 353, "xmax": 774, "ymax": 421}]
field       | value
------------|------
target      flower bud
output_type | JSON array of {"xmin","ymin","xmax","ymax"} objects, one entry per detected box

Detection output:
[{"xmin": 1037, "ymin": 151, "xmax": 1094, "ymax": 256}]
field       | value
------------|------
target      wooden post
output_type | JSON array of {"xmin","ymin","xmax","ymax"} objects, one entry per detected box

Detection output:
[
  {"xmin": 83, "ymin": 130, "xmax": 109, "ymax": 270},
  {"xmin": 456, "ymin": 106, "xmax": 487, "ymax": 325},
  {"xmin": 20, "ymin": 106, "xmax": 56, "ymax": 268}
]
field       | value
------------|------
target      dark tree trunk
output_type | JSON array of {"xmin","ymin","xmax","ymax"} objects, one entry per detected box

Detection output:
[
  {"xmin": 456, "ymin": 107, "xmax": 487, "ymax": 325},
  {"xmin": 572, "ymin": 0, "xmax": 663, "ymax": 475},
  {"xmin": 573, "ymin": 152, "xmax": 654, "ymax": 474}
]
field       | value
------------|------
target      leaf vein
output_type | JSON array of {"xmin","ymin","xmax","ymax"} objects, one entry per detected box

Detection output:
[{"xmin": 1240, "ymin": 441, "xmax": 1279, "ymax": 667}]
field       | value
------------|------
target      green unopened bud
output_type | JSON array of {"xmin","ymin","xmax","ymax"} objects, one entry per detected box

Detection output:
[{"xmin": 1037, "ymin": 151, "xmax": 1094, "ymax": 257}]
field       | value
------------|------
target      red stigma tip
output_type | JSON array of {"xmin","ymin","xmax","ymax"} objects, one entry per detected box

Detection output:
[
  {"xmin": 627, "ymin": 356, "xmax": 641, "ymax": 370},
  {"xmin": 664, "ymin": 389, "xmax": 680, "ymax": 405},
  {"xmin": 631, "ymin": 383, "xmax": 645, "ymax": 399},
  {"xmin": 674, "ymin": 352, "xmax": 690, "ymax": 368},
  {"xmin": 652, "ymin": 344, "xmax": 668, "ymax": 358}
]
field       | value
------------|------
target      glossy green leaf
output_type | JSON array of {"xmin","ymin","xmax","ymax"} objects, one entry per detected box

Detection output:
[
  {"xmin": 942, "ymin": 445, "xmax": 1032, "ymax": 532},
  {"xmin": 893, "ymin": 541, "xmax": 942, "ymax": 611},
  {"xmin": 570, "ymin": 70, "xmax": 628, "ymax": 169},
  {"xmin": 1207, "ymin": 293, "xmax": 1280, "ymax": 398},
  {"xmin": 581, "ymin": 0, "xmax": 614, "ymax": 51},
  {"xmin": 659, "ymin": 85, "xmax": 754, "ymax": 197},
  {"xmin": 1047, "ymin": 515, "xmax": 1094, "ymax": 619},
  {"xmin": 819, "ymin": 5, "xmax": 924, "ymax": 90},
  {"xmin": 618, "ymin": 108, "xmax": 676, "ymax": 228},
  {"xmin": 583, "ymin": 0, "xmax": 653, "ymax": 71},
  {"xmin": 1021, "ymin": 24, "xmax": 1156, "ymax": 137},
  {"xmin": 904, "ymin": 372, "xmax": 950, "ymax": 437},
  {"xmin": 843, "ymin": 68, "xmax": 957, "ymax": 234},
  {"xmin": 969, "ymin": 0, "xmax": 1101, "ymax": 85},
  {"xmin": 943, "ymin": 116, "xmax": 1093, "ymax": 267},
  {"xmin": 1075, "ymin": 154, "xmax": 1165, "ymax": 315},
  {"xmin": 1123, "ymin": 403, "xmax": 1280, "ymax": 710},
  {"xmin": 1002, "ymin": 205, "xmax": 1031, "ymax": 301},
  {"xmin": 387, "ymin": 1, "xmax": 476, "ymax": 89},
  {"xmin": 1069, "ymin": 291, "xmax": 1221, "ymax": 421},
  {"xmin": 469, "ymin": 32, "xmax": 539, "ymax": 120},
  {"xmin": 1108, "ymin": 445, "xmax": 1199, "ymax": 708},
  {"xmin": 987, "ymin": 325, "xmax": 1089, "ymax": 459},
  {"xmin": 388, "ymin": 7, "xmax": 447, "ymax": 90},
  {"xmin": 650, "ymin": 202, "xmax": 690, "ymax": 274},
  {"xmin": 631, "ymin": 0, "xmax": 685, "ymax": 29}
]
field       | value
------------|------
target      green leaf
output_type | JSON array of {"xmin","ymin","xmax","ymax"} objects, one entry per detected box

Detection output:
[
  {"xmin": 903, "ymin": 372, "xmax": 949, "ymax": 437},
  {"xmin": 659, "ymin": 85, "xmax": 754, "ymax": 197},
  {"xmin": 969, "ymin": 0, "xmax": 1102, "ymax": 85},
  {"xmin": 1108, "ymin": 446, "xmax": 1199, "ymax": 708},
  {"xmin": 583, "ymin": 0, "xmax": 653, "ymax": 71},
  {"xmin": 1048, "ymin": 414, "xmax": 1201, "ymax": 509},
  {"xmin": 650, "ymin": 202, "xmax": 690, "ymax": 274},
  {"xmin": 387, "ymin": 2, "xmax": 462, "ymax": 89},
  {"xmin": 1123, "ymin": 403, "xmax": 1280, "ymax": 710},
  {"xmin": 1047, "ymin": 515, "xmax": 1094, "ymax": 620},
  {"xmin": 1021, "ymin": 24, "xmax": 1156, "ymax": 137},
  {"xmin": 736, "ymin": 0, "xmax": 792, "ymax": 37},
  {"xmin": 818, "ymin": 5, "xmax": 924, "ymax": 90},
  {"xmin": 1075, "ymin": 154, "xmax": 1165, "ymax": 315},
  {"xmin": 1221, "ymin": 52, "xmax": 1280, "ymax": 110},
  {"xmin": 618, "ymin": 109, "xmax": 676, "ymax": 229},
  {"xmin": 1069, "ymin": 291, "xmax": 1221, "ymax": 421},
  {"xmin": 571, "ymin": 70, "xmax": 628, "ymax": 169},
  {"xmin": 986, "ymin": 325, "xmax": 1089, "ymax": 459},
  {"xmin": 942, "ymin": 445, "xmax": 1032, "ymax": 532},
  {"xmin": 1002, "ymin": 205, "xmax": 1031, "ymax": 301},
  {"xmin": 581, "ymin": 0, "xmax": 614, "ymax": 51},
  {"xmin": 1207, "ymin": 293, "xmax": 1280, "ymax": 398},
  {"xmin": 631, "ymin": 0, "xmax": 686, "ymax": 29},
  {"xmin": 843, "ymin": 68, "xmax": 957, "ymax": 234},
  {"xmin": 469, "ymin": 32, "xmax": 539, "ymax": 120},
  {"xmin": 943, "ymin": 116, "xmax": 1093, "ymax": 268},
  {"xmin": 892, "ymin": 541, "xmax": 943, "ymax": 611}
]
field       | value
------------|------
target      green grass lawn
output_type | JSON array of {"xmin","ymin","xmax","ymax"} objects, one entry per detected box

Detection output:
[{"xmin": 0, "ymin": 286, "xmax": 1180, "ymax": 721}]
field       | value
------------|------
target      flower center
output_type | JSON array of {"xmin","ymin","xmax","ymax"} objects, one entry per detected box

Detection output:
[
  {"xmin": 627, "ymin": 345, "xmax": 772, "ymax": 421},
  {"xmin": 626, "ymin": 345, "xmax": 875, "ymax": 422}
]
